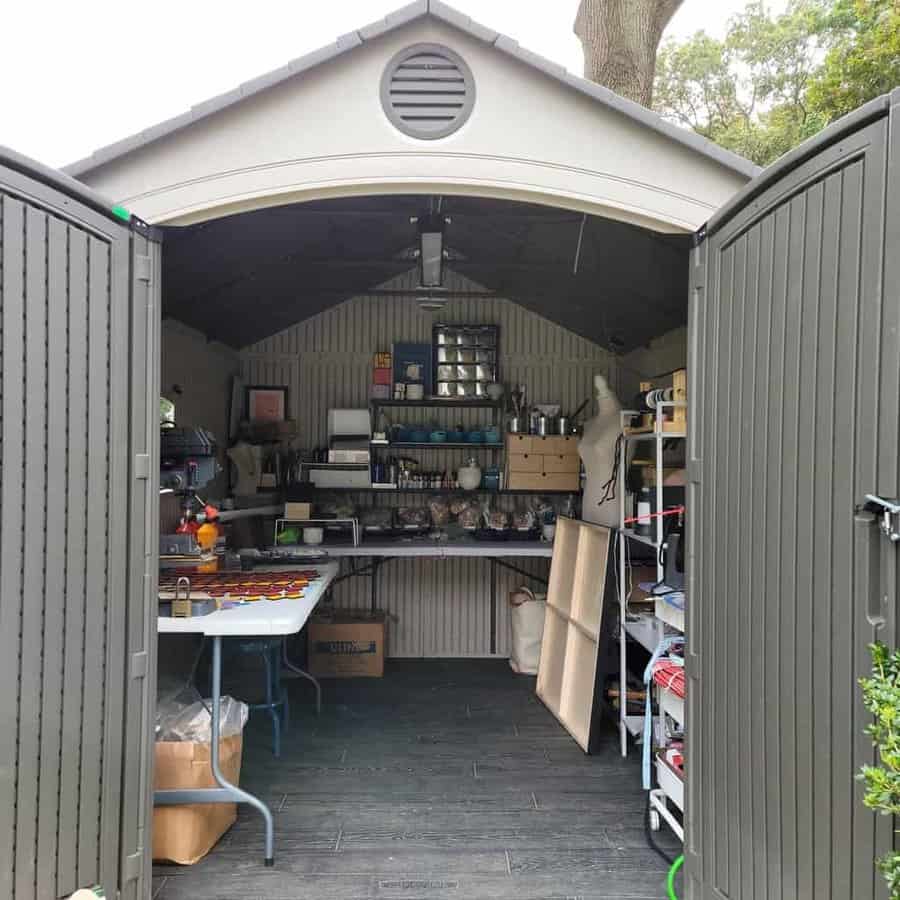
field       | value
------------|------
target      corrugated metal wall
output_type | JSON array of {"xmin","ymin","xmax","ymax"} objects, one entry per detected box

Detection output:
[
  {"xmin": 241, "ymin": 270, "xmax": 612, "ymax": 656},
  {"xmin": 0, "ymin": 163, "xmax": 159, "ymax": 900},
  {"xmin": 686, "ymin": 105, "xmax": 897, "ymax": 899}
]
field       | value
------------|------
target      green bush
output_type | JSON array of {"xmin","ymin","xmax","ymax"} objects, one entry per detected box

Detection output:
[{"xmin": 859, "ymin": 642, "xmax": 900, "ymax": 899}]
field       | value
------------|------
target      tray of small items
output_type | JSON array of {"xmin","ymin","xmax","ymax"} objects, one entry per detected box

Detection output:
[{"xmin": 158, "ymin": 571, "xmax": 319, "ymax": 609}]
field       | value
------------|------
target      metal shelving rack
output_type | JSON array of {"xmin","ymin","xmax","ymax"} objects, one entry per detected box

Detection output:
[{"xmin": 616, "ymin": 399, "xmax": 686, "ymax": 840}]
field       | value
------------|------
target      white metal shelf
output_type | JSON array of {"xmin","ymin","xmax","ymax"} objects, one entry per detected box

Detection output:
[
  {"xmin": 623, "ymin": 431, "xmax": 686, "ymax": 442},
  {"xmin": 621, "ymin": 528, "xmax": 660, "ymax": 549},
  {"xmin": 618, "ymin": 399, "xmax": 688, "ymax": 845},
  {"xmin": 624, "ymin": 616, "xmax": 662, "ymax": 654},
  {"xmin": 659, "ymin": 687, "xmax": 685, "ymax": 729}
]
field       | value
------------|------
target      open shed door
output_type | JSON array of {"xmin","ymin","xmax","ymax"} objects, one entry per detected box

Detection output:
[
  {"xmin": 686, "ymin": 90, "xmax": 900, "ymax": 900},
  {"xmin": 0, "ymin": 151, "xmax": 160, "ymax": 900}
]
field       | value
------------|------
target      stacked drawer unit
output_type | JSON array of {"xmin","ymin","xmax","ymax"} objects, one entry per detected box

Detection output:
[{"xmin": 506, "ymin": 435, "xmax": 581, "ymax": 491}]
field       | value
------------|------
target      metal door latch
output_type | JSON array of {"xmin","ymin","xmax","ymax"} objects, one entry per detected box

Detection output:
[{"xmin": 864, "ymin": 494, "xmax": 900, "ymax": 542}]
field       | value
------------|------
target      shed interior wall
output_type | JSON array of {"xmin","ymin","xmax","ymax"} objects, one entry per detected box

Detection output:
[{"xmin": 235, "ymin": 268, "xmax": 617, "ymax": 657}]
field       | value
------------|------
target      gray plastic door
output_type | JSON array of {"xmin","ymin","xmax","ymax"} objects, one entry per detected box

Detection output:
[
  {"xmin": 686, "ymin": 97, "xmax": 899, "ymax": 899},
  {"xmin": 0, "ymin": 157, "xmax": 160, "ymax": 900}
]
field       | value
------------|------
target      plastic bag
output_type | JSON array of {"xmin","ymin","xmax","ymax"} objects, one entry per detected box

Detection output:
[
  {"xmin": 428, "ymin": 496, "xmax": 451, "ymax": 527},
  {"xmin": 156, "ymin": 689, "xmax": 248, "ymax": 742},
  {"xmin": 509, "ymin": 586, "xmax": 547, "ymax": 675}
]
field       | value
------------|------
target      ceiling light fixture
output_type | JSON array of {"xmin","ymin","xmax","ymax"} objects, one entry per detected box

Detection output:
[
  {"xmin": 417, "ymin": 297, "xmax": 447, "ymax": 312},
  {"xmin": 411, "ymin": 212, "xmax": 451, "ymax": 288}
]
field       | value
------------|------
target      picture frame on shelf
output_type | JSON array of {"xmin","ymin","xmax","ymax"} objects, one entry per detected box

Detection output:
[{"xmin": 245, "ymin": 385, "xmax": 288, "ymax": 422}]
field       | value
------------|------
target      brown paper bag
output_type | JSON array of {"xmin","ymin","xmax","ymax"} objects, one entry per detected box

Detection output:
[{"xmin": 152, "ymin": 734, "xmax": 243, "ymax": 864}]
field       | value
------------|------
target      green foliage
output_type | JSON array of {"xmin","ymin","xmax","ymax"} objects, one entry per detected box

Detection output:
[
  {"xmin": 859, "ymin": 642, "xmax": 900, "ymax": 900},
  {"xmin": 653, "ymin": 0, "xmax": 900, "ymax": 166},
  {"xmin": 807, "ymin": 0, "xmax": 900, "ymax": 121}
]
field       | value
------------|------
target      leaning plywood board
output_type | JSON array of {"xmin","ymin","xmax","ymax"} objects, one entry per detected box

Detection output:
[{"xmin": 536, "ymin": 518, "xmax": 612, "ymax": 752}]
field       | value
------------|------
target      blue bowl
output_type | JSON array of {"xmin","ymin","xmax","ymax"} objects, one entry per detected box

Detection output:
[{"xmin": 430, "ymin": 430, "xmax": 448, "ymax": 443}]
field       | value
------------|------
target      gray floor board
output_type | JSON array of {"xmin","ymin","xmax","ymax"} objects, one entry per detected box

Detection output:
[{"xmin": 155, "ymin": 660, "xmax": 679, "ymax": 900}]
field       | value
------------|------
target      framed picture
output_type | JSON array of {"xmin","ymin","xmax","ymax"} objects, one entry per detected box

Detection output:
[{"xmin": 245, "ymin": 385, "xmax": 288, "ymax": 422}]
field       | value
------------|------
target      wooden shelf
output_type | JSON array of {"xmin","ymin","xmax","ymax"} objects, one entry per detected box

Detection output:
[
  {"xmin": 312, "ymin": 486, "xmax": 582, "ymax": 495},
  {"xmin": 537, "ymin": 517, "xmax": 613, "ymax": 754},
  {"xmin": 370, "ymin": 399, "xmax": 503, "ymax": 409},
  {"xmin": 373, "ymin": 442, "xmax": 504, "ymax": 450}
]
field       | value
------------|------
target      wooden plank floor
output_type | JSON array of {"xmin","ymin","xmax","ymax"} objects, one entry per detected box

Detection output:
[{"xmin": 153, "ymin": 660, "xmax": 679, "ymax": 900}]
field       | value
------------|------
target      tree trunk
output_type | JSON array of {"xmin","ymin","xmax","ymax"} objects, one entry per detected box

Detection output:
[{"xmin": 575, "ymin": 0, "xmax": 683, "ymax": 108}]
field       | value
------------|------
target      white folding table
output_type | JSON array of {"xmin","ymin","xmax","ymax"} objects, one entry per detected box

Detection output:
[
  {"xmin": 306, "ymin": 540, "xmax": 554, "ymax": 653},
  {"xmin": 155, "ymin": 562, "xmax": 338, "ymax": 865}
]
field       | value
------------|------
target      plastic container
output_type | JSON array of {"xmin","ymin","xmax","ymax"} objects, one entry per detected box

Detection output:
[
  {"xmin": 482, "ymin": 466, "xmax": 501, "ymax": 492},
  {"xmin": 303, "ymin": 527, "xmax": 324, "ymax": 545},
  {"xmin": 466, "ymin": 430, "xmax": 484, "ymax": 443},
  {"xmin": 430, "ymin": 430, "xmax": 447, "ymax": 443}
]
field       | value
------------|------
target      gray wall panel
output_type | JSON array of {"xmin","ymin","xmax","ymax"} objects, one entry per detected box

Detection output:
[
  {"xmin": 0, "ymin": 163, "xmax": 159, "ymax": 900},
  {"xmin": 240, "ymin": 270, "xmax": 608, "ymax": 657},
  {"xmin": 689, "ymin": 109, "xmax": 895, "ymax": 899}
]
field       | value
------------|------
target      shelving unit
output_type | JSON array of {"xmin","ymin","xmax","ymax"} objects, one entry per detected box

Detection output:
[
  {"xmin": 374, "ymin": 442, "xmax": 504, "ymax": 450},
  {"xmin": 617, "ymin": 395, "xmax": 687, "ymax": 844}
]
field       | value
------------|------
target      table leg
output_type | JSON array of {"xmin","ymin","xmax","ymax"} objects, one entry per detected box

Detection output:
[
  {"xmin": 282, "ymin": 637, "xmax": 322, "ymax": 715},
  {"xmin": 370, "ymin": 557, "xmax": 380, "ymax": 615},
  {"xmin": 490, "ymin": 558, "xmax": 497, "ymax": 655},
  {"xmin": 154, "ymin": 636, "xmax": 276, "ymax": 866}
]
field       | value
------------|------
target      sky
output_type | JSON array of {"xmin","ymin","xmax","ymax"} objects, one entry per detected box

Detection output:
[{"xmin": 1, "ymin": 0, "xmax": 781, "ymax": 168}]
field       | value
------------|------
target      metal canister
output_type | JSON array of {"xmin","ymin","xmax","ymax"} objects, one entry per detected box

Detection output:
[
  {"xmin": 557, "ymin": 416, "xmax": 569, "ymax": 435},
  {"xmin": 537, "ymin": 415, "xmax": 549, "ymax": 436}
]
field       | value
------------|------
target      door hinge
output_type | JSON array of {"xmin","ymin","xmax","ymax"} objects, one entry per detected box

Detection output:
[
  {"xmin": 135, "ymin": 254, "xmax": 152, "ymax": 284},
  {"xmin": 863, "ymin": 494, "xmax": 900, "ymax": 542},
  {"xmin": 130, "ymin": 651, "xmax": 148, "ymax": 680},
  {"xmin": 134, "ymin": 453, "xmax": 150, "ymax": 479},
  {"xmin": 123, "ymin": 850, "xmax": 143, "ymax": 883}
]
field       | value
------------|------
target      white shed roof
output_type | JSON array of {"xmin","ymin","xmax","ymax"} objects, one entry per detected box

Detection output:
[{"xmin": 69, "ymin": 1, "xmax": 755, "ymax": 232}]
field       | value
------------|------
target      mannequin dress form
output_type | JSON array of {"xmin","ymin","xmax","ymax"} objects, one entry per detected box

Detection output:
[{"xmin": 579, "ymin": 374, "xmax": 622, "ymax": 529}]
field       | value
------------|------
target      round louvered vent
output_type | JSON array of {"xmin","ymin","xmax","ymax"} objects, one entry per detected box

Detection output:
[{"xmin": 381, "ymin": 43, "xmax": 475, "ymax": 140}]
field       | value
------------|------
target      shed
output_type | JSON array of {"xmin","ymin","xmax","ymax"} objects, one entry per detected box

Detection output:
[{"xmin": 0, "ymin": 2, "xmax": 897, "ymax": 899}]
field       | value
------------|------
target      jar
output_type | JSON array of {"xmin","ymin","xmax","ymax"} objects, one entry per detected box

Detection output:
[{"xmin": 458, "ymin": 458, "xmax": 482, "ymax": 491}]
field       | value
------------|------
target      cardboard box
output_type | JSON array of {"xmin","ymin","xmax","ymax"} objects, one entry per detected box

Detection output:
[
  {"xmin": 308, "ymin": 611, "xmax": 386, "ymax": 677},
  {"xmin": 284, "ymin": 501, "xmax": 312, "ymax": 520},
  {"xmin": 153, "ymin": 734, "xmax": 242, "ymax": 865}
]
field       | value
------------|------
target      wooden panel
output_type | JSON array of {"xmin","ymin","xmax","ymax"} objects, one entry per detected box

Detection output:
[
  {"xmin": 542, "ymin": 453, "xmax": 580, "ymax": 474},
  {"xmin": 545, "ymin": 517, "xmax": 579, "ymax": 616},
  {"xmin": 571, "ymin": 523, "xmax": 610, "ymax": 636},
  {"xmin": 536, "ymin": 518, "xmax": 612, "ymax": 754},
  {"xmin": 531, "ymin": 435, "xmax": 579, "ymax": 455},
  {"xmin": 507, "ymin": 452, "xmax": 542, "ymax": 473},
  {"xmin": 559, "ymin": 624, "xmax": 599, "ymax": 751},
  {"xmin": 506, "ymin": 434, "xmax": 533, "ymax": 453},
  {"xmin": 535, "ymin": 607, "xmax": 568, "ymax": 714}
]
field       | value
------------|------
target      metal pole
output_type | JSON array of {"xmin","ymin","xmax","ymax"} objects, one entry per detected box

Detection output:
[
  {"xmin": 210, "ymin": 636, "xmax": 276, "ymax": 866},
  {"xmin": 490, "ymin": 558, "xmax": 497, "ymax": 655}
]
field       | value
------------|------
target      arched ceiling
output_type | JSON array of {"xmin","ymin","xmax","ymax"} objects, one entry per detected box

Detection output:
[{"xmin": 162, "ymin": 194, "xmax": 690, "ymax": 351}]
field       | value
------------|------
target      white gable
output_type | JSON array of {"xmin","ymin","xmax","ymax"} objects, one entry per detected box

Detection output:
[{"xmin": 76, "ymin": 17, "xmax": 748, "ymax": 232}]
